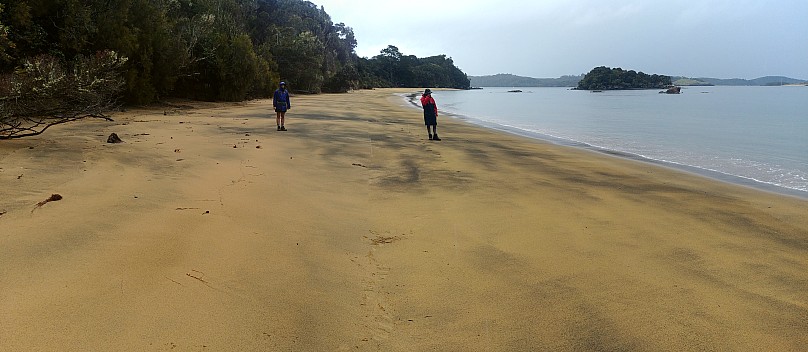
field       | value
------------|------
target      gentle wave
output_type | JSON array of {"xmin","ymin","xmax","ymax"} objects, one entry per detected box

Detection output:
[{"xmin": 402, "ymin": 89, "xmax": 808, "ymax": 198}]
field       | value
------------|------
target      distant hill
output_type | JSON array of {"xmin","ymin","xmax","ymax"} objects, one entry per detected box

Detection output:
[
  {"xmin": 748, "ymin": 76, "xmax": 806, "ymax": 86},
  {"xmin": 472, "ymin": 73, "xmax": 806, "ymax": 88},
  {"xmin": 469, "ymin": 74, "xmax": 583, "ymax": 87},
  {"xmin": 673, "ymin": 76, "xmax": 806, "ymax": 86},
  {"xmin": 672, "ymin": 78, "xmax": 713, "ymax": 86}
]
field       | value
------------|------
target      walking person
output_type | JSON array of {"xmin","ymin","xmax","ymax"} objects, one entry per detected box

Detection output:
[
  {"xmin": 420, "ymin": 89, "xmax": 440, "ymax": 140},
  {"xmin": 273, "ymin": 81, "xmax": 291, "ymax": 131}
]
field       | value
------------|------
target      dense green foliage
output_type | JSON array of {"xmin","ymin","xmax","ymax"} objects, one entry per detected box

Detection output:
[
  {"xmin": 355, "ymin": 45, "xmax": 469, "ymax": 90},
  {"xmin": 577, "ymin": 66, "xmax": 671, "ymax": 90},
  {"xmin": 1, "ymin": 0, "xmax": 469, "ymax": 104}
]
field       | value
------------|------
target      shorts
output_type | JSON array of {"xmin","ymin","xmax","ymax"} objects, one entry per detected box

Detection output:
[{"xmin": 423, "ymin": 114, "xmax": 437, "ymax": 126}]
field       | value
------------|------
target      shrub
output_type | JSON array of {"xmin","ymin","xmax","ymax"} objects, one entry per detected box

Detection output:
[{"xmin": 0, "ymin": 51, "xmax": 127, "ymax": 139}]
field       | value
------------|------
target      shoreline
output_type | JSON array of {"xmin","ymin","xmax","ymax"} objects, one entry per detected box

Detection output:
[
  {"xmin": 2, "ymin": 89, "xmax": 807, "ymax": 350},
  {"xmin": 402, "ymin": 91, "xmax": 808, "ymax": 200}
]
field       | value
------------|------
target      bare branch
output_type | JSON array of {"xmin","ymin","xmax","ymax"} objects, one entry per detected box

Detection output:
[{"xmin": 0, "ymin": 51, "xmax": 127, "ymax": 139}]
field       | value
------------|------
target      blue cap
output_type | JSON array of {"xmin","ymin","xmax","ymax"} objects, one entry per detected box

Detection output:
[{"xmin": 280, "ymin": 81, "xmax": 286, "ymax": 86}]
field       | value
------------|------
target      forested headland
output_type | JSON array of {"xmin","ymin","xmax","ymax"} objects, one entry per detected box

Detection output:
[
  {"xmin": 576, "ymin": 66, "xmax": 671, "ymax": 90},
  {"xmin": 0, "ymin": 0, "xmax": 470, "ymax": 103},
  {"xmin": 0, "ymin": 0, "xmax": 469, "ymax": 138}
]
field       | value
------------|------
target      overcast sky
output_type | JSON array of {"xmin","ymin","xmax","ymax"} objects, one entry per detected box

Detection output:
[{"xmin": 311, "ymin": 0, "xmax": 808, "ymax": 79}]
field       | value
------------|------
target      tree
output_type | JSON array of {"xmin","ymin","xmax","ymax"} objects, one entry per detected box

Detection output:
[
  {"xmin": 215, "ymin": 33, "xmax": 266, "ymax": 101},
  {"xmin": 360, "ymin": 48, "xmax": 469, "ymax": 89},
  {"xmin": 274, "ymin": 30, "xmax": 325, "ymax": 93},
  {"xmin": 0, "ymin": 4, "xmax": 14, "ymax": 66},
  {"xmin": 0, "ymin": 0, "xmax": 471, "ymax": 119}
]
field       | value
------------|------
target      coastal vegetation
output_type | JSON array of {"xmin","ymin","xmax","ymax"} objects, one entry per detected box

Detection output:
[
  {"xmin": 359, "ymin": 45, "xmax": 470, "ymax": 90},
  {"xmin": 576, "ymin": 66, "xmax": 671, "ymax": 90},
  {"xmin": 0, "ymin": 0, "xmax": 469, "ymax": 139},
  {"xmin": 0, "ymin": 51, "xmax": 126, "ymax": 139}
]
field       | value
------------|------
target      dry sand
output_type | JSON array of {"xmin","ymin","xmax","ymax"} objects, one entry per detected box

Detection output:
[{"xmin": 1, "ymin": 89, "xmax": 806, "ymax": 351}]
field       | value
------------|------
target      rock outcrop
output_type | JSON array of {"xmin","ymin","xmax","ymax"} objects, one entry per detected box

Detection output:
[{"xmin": 661, "ymin": 86, "xmax": 681, "ymax": 94}]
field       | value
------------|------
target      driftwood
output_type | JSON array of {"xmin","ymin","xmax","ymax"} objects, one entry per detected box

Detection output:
[{"xmin": 31, "ymin": 193, "xmax": 62, "ymax": 213}]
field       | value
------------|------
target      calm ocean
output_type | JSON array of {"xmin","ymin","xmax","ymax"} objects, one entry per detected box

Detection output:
[{"xmin": 419, "ymin": 86, "xmax": 808, "ymax": 198}]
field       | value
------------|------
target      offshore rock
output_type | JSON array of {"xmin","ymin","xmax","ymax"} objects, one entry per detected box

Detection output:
[{"xmin": 661, "ymin": 86, "xmax": 681, "ymax": 94}]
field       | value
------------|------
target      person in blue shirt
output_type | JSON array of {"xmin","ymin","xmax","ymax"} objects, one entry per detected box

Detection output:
[{"xmin": 273, "ymin": 81, "xmax": 291, "ymax": 131}]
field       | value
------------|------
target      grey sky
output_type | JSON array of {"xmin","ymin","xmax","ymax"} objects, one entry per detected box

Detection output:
[{"xmin": 312, "ymin": 0, "xmax": 808, "ymax": 79}]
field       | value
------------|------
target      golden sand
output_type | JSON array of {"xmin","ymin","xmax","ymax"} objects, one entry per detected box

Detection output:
[{"xmin": 1, "ymin": 89, "xmax": 806, "ymax": 351}]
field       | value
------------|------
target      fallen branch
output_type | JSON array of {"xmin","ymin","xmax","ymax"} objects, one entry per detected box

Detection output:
[
  {"xmin": 186, "ymin": 269, "xmax": 208, "ymax": 284},
  {"xmin": 165, "ymin": 276, "xmax": 184, "ymax": 286},
  {"xmin": 1, "ymin": 51, "xmax": 126, "ymax": 140}
]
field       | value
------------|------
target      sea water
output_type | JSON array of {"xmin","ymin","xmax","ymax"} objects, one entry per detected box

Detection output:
[{"xmin": 426, "ymin": 86, "xmax": 808, "ymax": 198}]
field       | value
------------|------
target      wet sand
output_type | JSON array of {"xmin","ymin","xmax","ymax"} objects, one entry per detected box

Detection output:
[{"xmin": 1, "ymin": 89, "xmax": 807, "ymax": 351}]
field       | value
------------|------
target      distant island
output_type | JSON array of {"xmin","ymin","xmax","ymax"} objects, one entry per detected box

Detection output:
[
  {"xmin": 576, "ymin": 66, "xmax": 671, "ymax": 90},
  {"xmin": 470, "ymin": 73, "xmax": 807, "ymax": 88}
]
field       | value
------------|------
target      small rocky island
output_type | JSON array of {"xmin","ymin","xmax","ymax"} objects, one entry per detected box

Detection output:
[
  {"xmin": 661, "ymin": 86, "xmax": 681, "ymax": 94},
  {"xmin": 576, "ymin": 66, "xmax": 672, "ymax": 91}
]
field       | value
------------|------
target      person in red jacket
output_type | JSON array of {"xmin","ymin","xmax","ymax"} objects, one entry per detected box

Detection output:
[{"xmin": 420, "ymin": 89, "xmax": 440, "ymax": 140}]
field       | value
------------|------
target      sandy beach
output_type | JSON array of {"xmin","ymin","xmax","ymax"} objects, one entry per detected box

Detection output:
[{"xmin": 1, "ymin": 89, "xmax": 807, "ymax": 351}]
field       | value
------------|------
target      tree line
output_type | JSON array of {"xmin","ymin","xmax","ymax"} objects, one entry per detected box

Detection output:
[
  {"xmin": 576, "ymin": 66, "xmax": 671, "ymax": 90},
  {"xmin": 357, "ymin": 45, "xmax": 470, "ymax": 90},
  {"xmin": 1, "ymin": 0, "xmax": 469, "ymax": 103},
  {"xmin": 0, "ymin": 0, "xmax": 470, "ymax": 138}
]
